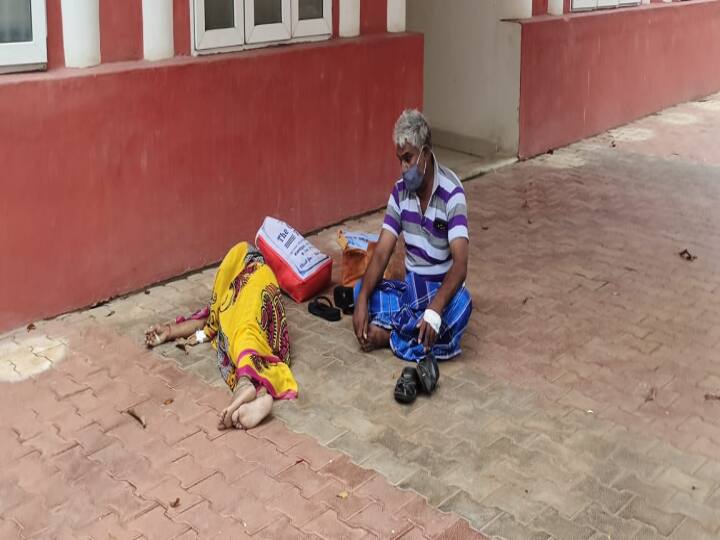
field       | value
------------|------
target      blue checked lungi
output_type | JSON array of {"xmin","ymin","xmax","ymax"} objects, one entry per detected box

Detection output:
[{"xmin": 354, "ymin": 272, "xmax": 472, "ymax": 362}]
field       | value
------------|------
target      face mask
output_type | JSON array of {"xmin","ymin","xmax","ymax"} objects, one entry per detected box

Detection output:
[{"xmin": 403, "ymin": 148, "xmax": 428, "ymax": 193}]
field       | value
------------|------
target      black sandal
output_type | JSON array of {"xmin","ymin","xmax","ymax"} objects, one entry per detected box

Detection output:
[
  {"xmin": 308, "ymin": 296, "xmax": 341, "ymax": 322},
  {"xmin": 394, "ymin": 367, "xmax": 419, "ymax": 404},
  {"xmin": 416, "ymin": 353, "xmax": 440, "ymax": 394},
  {"xmin": 333, "ymin": 286, "xmax": 355, "ymax": 315}
]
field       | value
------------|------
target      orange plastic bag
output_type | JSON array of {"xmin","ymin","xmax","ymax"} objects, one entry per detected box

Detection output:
[
  {"xmin": 336, "ymin": 230, "xmax": 378, "ymax": 287},
  {"xmin": 336, "ymin": 230, "xmax": 406, "ymax": 286}
]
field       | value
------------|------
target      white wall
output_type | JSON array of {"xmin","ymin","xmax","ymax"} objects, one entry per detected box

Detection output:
[{"xmin": 407, "ymin": 0, "xmax": 530, "ymax": 156}]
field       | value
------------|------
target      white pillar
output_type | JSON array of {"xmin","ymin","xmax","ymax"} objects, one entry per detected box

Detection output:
[
  {"xmin": 387, "ymin": 0, "xmax": 406, "ymax": 33},
  {"xmin": 548, "ymin": 0, "xmax": 564, "ymax": 15},
  {"xmin": 60, "ymin": 0, "xmax": 100, "ymax": 68},
  {"xmin": 497, "ymin": 0, "xmax": 533, "ymax": 19},
  {"xmin": 339, "ymin": 0, "xmax": 360, "ymax": 37},
  {"xmin": 142, "ymin": 0, "xmax": 174, "ymax": 60}
]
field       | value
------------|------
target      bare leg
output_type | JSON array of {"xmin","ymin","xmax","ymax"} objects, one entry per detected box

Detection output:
[
  {"xmin": 361, "ymin": 324, "xmax": 391, "ymax": 352},
  {"xmin": 232, "ymin": 387, "xmax": 273, "ymax": 429},
  {"xmin": 218, "ymin": 379, "xmax": 257, "ymax": 430}
]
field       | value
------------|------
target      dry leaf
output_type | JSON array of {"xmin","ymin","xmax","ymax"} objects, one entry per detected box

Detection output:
[
  {"xmin": 704, "ymin": 393, "xmax": 720, "ymax": 401},
  {"xmin": 644, "ymin": 387, "xmax": 657, "ymax": 403},
  {"xmin": 106, "ymin": 310, "xmax": 115, "ymax": 317},
  {"xmin": 126, "ymin": 408, "xmax": 146, "ymax": 428},
  {"xmin": 163, "ymin": 398, "xmax": 174, "ymax": 406},
  {"xmin": 170, "ymin": 497, "xmax": 180, "ymax": 508},
  {"xmin": 522, "ymin": 297, "xmax": 530, "ymax": 305},
  {"xmin": 337, "ymin": 491, "xmax": 349, "ymax": 500},
  {"xmin": 144, "ymin": 290, "xmax": 151, "ymax": 295},
  {"xmin": 678, "ymin": 249, "xmax": 697, "ymax": 262},
  {"xmin": 26, "ymin": 323, "xmax": 36, "ymax": 332}
]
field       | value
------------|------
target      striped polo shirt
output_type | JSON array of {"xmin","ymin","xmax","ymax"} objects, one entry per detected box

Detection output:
[{"xmin": 383, "ymin": 157, "xmax": 469, "ymax": 280}]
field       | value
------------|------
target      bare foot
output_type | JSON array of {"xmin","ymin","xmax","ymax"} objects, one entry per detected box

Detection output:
[
  {"xmin": 218, "ymin": 382, "xmax": 257, "ymax": 430},
  {"xmin": 361, "ymin": 324, "xmax": 391, "ymax": 352},
  {"xmin": 145, "ymin": 324, "xmax": 171, "ymax": 348},
  {"xmin": 232, "ymin": 393, "xmax": 273, "ymax": 429}
]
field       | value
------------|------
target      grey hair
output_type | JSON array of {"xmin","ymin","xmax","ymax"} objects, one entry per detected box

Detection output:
[{"xmin": 393, "ymin": 109, "xmax": 432, "ymax": 150}]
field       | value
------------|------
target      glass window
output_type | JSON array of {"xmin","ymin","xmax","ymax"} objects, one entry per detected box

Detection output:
[
  {"xmin": 254, "ymin": 0, "xmax": 283, "ymax": 25},
  {"xmin": 0, "ymin": 0, "xmax": 47, "ymax": 72},
  {"xmin": 0, "ymin": 0, "xmax": 33, "ymax": 44},
  {"xmin": 205, "ymin": 0, "xmax": 235, "ymax": 30},
  {"xmin": 298, "ymin": 0, "xmax": 323, "ymax": 21}
]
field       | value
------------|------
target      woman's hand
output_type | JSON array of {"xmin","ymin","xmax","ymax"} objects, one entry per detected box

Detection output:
[{"xmin": 145, "ymin": 324, "xmax": 171, "ymax": 348}]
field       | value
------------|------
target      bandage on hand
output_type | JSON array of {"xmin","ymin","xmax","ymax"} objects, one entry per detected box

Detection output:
[{"xmin": 422, "ymin": 309, "xmax": 442, "ymax": 334}]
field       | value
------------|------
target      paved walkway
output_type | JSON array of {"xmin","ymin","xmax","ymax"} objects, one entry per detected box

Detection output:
[{"xmin": 3, "ymin": 92, "xmax": 720, "ymax": 539}]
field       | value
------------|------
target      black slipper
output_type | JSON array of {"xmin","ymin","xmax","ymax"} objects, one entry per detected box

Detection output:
[
  {"xmin": 308, "ymin": 296, "xmax": 341, "ymax": 322},
  {"xmin": 394, "ymin": 367, "xmax": 419, "ymax": 404},
  {"xmin": 333, "ymin": 286, "xmax": 355, "ymax": 314},
  {"xmin": 416, "ymin": 353, "xmax": 440, "ymax": 394}
]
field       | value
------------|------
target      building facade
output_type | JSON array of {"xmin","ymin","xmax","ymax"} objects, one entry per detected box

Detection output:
[
  {"xmin": 408, "ymin": 0, "xmax": 720, "ymax": 158},
  {"xmin": 0, "ymin": 0, "xmax": 422, "ymax": 331}
]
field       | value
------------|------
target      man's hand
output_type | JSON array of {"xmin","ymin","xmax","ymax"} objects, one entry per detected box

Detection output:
[
  {"xmin": 353, "ymin": 295, "xmax": 369, "ymax": 347},
  {"xmin": 417, "ymin": 317, "xmax": 438, "ymax": 351}
]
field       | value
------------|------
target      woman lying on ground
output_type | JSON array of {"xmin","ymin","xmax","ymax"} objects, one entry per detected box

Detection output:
[{"xmin": 144, "ymin": 242, "xmax": 297, "ymax": 430}]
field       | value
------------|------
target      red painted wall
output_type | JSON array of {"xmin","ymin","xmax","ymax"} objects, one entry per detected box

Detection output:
[
  {"xmin": 173, "ymin": 0, "xmax": 192, "ymax": 56},
  {"xmin": 46, "ymin": 0, "xmax": 64, "ymax": 69},
  {"xmin": 0, "ymin": 34, "xmax": 423, "ymax": 332},
  {"xmin": 518, "ymin": 1, "xmax": 720, "ymax": 158},
  {"xmin": 361, "ymin": 0, "xmax": 387, "ymax": 34},
  {"xmin": 533, "ymin": 0, "xmax": 549, "ymax": 16},
  {"xmin": 100, "ymin": 0, "xmax": 143, "ymax": 63}
]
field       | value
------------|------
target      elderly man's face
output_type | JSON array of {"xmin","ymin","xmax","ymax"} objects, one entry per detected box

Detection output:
[{"xmin": 396, "ymin": 143, "xmax": 427, "ymax": 173}]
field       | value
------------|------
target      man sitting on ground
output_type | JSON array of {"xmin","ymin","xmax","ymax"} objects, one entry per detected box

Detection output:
[{"xmin": 352, "ymin": 109, "xmax": 473, "ymax": 366}]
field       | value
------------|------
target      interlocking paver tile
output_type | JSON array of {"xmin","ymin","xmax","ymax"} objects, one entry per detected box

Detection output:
[
  {"xmin": 619, "ymin": 497, "xmax": 684, "ymax": 536},
  {"xmin": 480, "ymin": 512, "xmax": 550, "ymax": 540},
  {"xmin": 165, "ymin": 454, "xmax": 216, "ymax": 489},
  {"xmin": 266, "ymin": 485, "xmax": 326, "ymax": 526},
  {"xmin": 344, "ymin": 502, "xmax": 415, "ymax": 538},
  {"xmin": 320, "ymin": 455, "xmax": 380, "ymax": 491},
  {"xmin": 77, "ymin": 513, "xmax": 143, "ymax": 540},
  {"xmin": 143, "ymin": 477, "xmax": 205, "ymax": 517},
  {"xmin": 399, "ymin": 498, "xmax": 462, "ymax": 538},
  {"xmin": 175, "ymin": 500, "xmax": 250, "ymax": 539},
  {"xmin": 285, "ymin": 435, "xmax": 339, "ymax": 471},
  {"xmin": 302, "ymin": 509, "xmax": 368, "ymax": 540},
  {"xmin": 127, "ymin": 505, "xmax": 190, "ymax": 540},
  {"xmin": 572, "ymin": 503, "xmax": 641, "ymax": 539},
  {"xmin": 669, "ymin": 517, "xmax": 718, "ymax": 540},
  {"xmin": 310, "ymin": 478, "xmax": 373, "ymax": 519}
]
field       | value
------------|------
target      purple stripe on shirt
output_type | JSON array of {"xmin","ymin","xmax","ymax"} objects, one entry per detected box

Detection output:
[
  {"xmin": 401, "ymin": 209, "xmax": 423, "ymax": 226},
  {"xmin": 384, "ymin": 214, "xmax": 401, "ymax": 233},
  {"xmin": 406, "ymin": 243, "xmax": 450, "ymax": 265},
  {"xmin": 400, "ymin": 210, "xmax": 447, "ymax": 239},
  {"xmin": 435, "ymin": 185, "xmax": 464, "ymax": 203},
  {"xmin": 448, "ymin": 215, "xmax": 468, "ymax": 229}
]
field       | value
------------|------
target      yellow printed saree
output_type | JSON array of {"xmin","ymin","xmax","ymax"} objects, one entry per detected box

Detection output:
[{"xmin": 203, "ymin": 242, "xmax": 297, "ymax": 399}]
